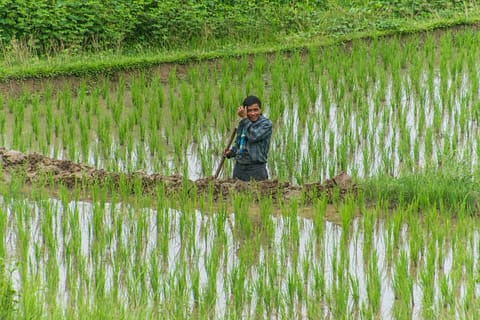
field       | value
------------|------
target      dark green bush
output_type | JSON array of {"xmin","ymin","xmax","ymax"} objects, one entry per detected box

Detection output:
[
  {"xmin": 0, "ymin": 0, "xmax": 475, "ymax": 55},
  {"xmin": 0, "ymin": 0, "xmax": 139, "ymax": 52},
  {"xmin": 368, "ymin": 0, "xmax": 467, "ymax": 17}
]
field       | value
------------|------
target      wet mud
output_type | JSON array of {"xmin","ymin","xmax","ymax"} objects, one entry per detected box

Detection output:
[{"xmin": 0, "ymin": 148, "xmax": 357, "ymax": 203}]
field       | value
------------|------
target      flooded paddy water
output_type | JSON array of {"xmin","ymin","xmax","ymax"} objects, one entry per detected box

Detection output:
[
  {"xmin": 1, "ymin": 189, "xmax": 479, "ymax": 318},
  {"xmin": 1, "ymin": 28, "xmax": 480, "ymax": 318},
  {"xmin": 1, "ymin": 30, "xmax": 479, "ymax": 183}
]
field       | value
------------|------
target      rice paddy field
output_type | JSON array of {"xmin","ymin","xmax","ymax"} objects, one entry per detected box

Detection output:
[{"xmin": 0, "ymin": 28, "xmax": 480, "ymax": 319}]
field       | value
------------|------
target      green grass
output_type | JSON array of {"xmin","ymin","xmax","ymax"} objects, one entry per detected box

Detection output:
[
  {"xmin": 0, "ymin": 175, "xmax": 479, "ymax": 318},
  {"xmin": 1, "ymin": 12, "xmax": 480, "ymax": 81},
  {"xmin": 1, "ymin": 15, "xmax": 480, "ymax": 319},
  {"xmin": 362, "ymin": 159, "xmax": 480, "ymax": 215},
  {"xmin": 3, "ymin": 27, "xmax": 480, "ymax": 201}
]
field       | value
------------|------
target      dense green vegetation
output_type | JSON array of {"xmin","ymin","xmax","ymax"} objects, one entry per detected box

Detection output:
[
  {"xmin": 0, "ymin": 0, "xmax": 475, "ymax": 51},
  {"xmin": 0, "ymin": 159, "xmax": 479, "ymax": 319},
  {"xmin": 363, "ymin": 161, "xmax": 480, "ymax": 215},
  {"xmin": 1, "ymin": 0, "xmax": 480, "ymax": 79},
  {"xmin": 1, "ymin": 2, "xmax": 480, "ymax": 319},
  {"xmin": 2, "ymin": 25, "xmax": 480, "ymax": 216}
]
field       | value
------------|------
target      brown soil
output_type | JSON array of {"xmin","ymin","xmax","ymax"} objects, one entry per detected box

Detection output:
[{"xmin": 0, "ymin": 148, "xmax": 357, "ymax": 203}]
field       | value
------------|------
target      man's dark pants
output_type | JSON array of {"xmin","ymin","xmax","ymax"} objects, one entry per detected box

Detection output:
[{"xmin": 233, "ymin": 162, "xmax": 268, "ymax": 181}]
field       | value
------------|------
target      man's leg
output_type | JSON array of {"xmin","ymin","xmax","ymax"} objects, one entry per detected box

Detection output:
[{"xmin": 233, "ymin": 163, "xmax": 268, "ymax": 181}]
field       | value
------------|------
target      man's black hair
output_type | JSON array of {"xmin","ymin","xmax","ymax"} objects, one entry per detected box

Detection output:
[{"xmin": 243, "ymin": 95, "xmax": 261, "ymax": 108}]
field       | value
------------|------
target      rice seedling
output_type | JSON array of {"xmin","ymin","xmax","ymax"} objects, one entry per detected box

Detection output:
[
  {"xmin": 1, "ymin": 27, "xmax": 480, "ymax": 319},
  {"xmin": 392, "ymin": 249, "xmax": 413, "ymax": 319}
]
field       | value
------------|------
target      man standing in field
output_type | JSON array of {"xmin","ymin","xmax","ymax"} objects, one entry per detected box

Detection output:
[{"xmin": 223, "ymin": 95, "xmax": 273, "ymax": 181}]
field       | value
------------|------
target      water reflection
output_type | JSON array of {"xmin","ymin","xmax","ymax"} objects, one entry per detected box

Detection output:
[
  {"xmin": 2, "ymin": 64, "xmax": 479, "ymax": 183},
  {"xmin": 3, "ymin": 196, "xmax": 479, "ymax": 317}
]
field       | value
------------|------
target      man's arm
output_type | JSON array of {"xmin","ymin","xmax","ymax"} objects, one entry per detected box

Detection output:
[{"xmin": 223, "ymin": 127, "xmax": 241, "ymax": 158}]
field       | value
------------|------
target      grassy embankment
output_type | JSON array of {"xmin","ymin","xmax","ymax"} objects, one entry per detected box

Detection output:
[{"xmin": 1, "ymin": 1, "xmax": 480, "ymax": 80}]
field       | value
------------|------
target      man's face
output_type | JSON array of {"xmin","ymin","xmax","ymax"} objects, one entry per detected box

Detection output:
[{"xmin": 246, "ymin": 103, "xmax": 261, "ymax": 122}]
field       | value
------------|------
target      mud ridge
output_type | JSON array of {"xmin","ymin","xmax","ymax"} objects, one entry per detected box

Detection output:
[{"xmin": 0, "ymin": 148, "xmax": 357, "ymax": 202}]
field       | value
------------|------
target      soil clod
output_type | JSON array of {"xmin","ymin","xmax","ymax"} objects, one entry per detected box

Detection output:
[{"xmin": 0, "ymin": 148, "xmax": 357, "ymax": 203}]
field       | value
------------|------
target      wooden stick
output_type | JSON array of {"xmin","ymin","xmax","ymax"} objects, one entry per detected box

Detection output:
[{"xmin": 214, "ymin": 127, "xmax": 237, "ymax": 179}]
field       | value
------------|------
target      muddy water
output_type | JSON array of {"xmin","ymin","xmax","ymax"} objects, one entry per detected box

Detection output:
[{"xmin": 3, "ymin": 196, "xmax": 479, "ymax": 318}]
